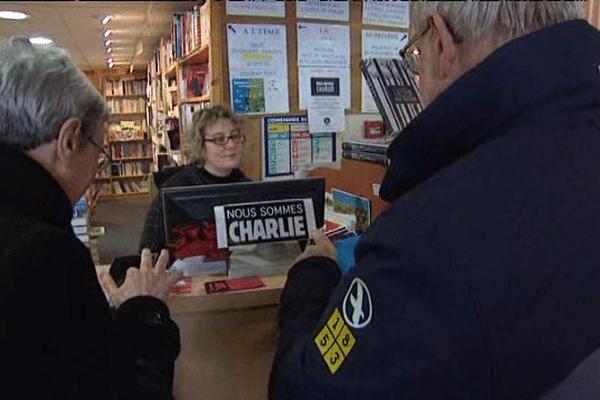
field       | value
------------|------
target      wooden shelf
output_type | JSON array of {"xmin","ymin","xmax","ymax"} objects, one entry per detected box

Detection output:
[
  {"xmin": 165, "ymin": 65, "xmax": 177, "ymax": 78},
  {"xmin": 98, "ymin": 191, "xmax": 150, "ymax": 199},
  {"xmin": 108, "ymin": 138, "xmax": 148, "ymax": 143},
  {"xmin": 182, "ymin": 94, "xmax": 210, "ymax": 103},
  {"xmin": 112, "ymin": 156, "xmax": 152, "ymax": 161},
  {"xmin": 162, "ymin": 44, "xmax": 209, "ymax": 79},
  {"xmin": 111, "ymin": 174, "xmax": 152, "ymax": 180},
  {"xmin": 109, "ymin": 113, "xmax": 146, "ymax": 120},
  {"xmin": 105, "ymin": 94, "xmax": 147, "ymax": 99},
  {"xmin": 180, "ymin": 44, "xmax": 210, "ymax": 66}
]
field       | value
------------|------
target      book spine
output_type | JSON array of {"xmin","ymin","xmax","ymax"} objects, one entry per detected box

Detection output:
[
  {"xmin": 342, "ymin": 150, "xmax": 389, "ymax": 165},
  {"xmin": 341, "ymin": 142, "xmax": 387, "ymax": 155}
]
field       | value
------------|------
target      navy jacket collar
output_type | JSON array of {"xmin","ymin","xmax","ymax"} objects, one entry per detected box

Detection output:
[
  {"xmin": 0, "ymin": 144, "xmax": 74, "ymax": 228},
  {"xmin": 380, "ymin": 19, "xmax": 600, "ymax": 202}
]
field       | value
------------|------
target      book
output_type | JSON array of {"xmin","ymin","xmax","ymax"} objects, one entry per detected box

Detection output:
[
  {"xmin": 342, "ymin": 150, "xmax": 389, "ymax": 165},
  {"xmin": 200, "ymin": 1, "xmax": 210, "ymax": 48},
  {"xmin": 71, "ymin": 216, "xmax": 88, "ymax": 227},
  {"xmin": 341, "ymin": 140, "xmax": 389, "ymax": 155},
  {"xmin": 332, "ymin": 189, "xmax": 372, "ymax": 234},
  {"xmin": 73, "ymin": 225, "xmax": 88, "ymax": 235},
  {"xmin": 360, "ymin": 58, "xmax": 423, "ymax": 140},
  {"xmin": 180, "ymin": 64, "xmax": 209, "ymax": 99}
]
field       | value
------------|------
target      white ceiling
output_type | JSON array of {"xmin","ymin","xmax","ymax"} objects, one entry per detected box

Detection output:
[{"xmin": 0, "ymin": 1, "xmax": 198, "ymax": 71}]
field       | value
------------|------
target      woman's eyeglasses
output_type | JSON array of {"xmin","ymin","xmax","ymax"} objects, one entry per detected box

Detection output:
[{"xmin": 205, "ymin": 133, "xmax": 246, "ymax": 146}]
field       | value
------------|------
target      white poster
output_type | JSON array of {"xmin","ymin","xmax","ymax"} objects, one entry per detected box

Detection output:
[
  {"xmin": 296, "ymin": 0, "xmax": 349, "ymax": 21},
  {"xmin": 298, "ymin": 67, "xmax": 350, "ymax": 110},
  {"xmin": 363, "ymin": 0, "xmax": 410, "ymax": 29},
  {"xmin": 227, "ymin": 0, "xmax": 285, "ymax": 17},
  {"xmin": 227, "ymin": 23, "xmax": 289, "ymax": 114},
  {"xmin": 308, "ymin": 96, "xmax": 345, "ymax": 134},
  {"xmin": 361, "ymin": 30, "xmax": 408, "ymax": 113},
  {"xmin": 297, "ymin": 23, "xmax": 350, "ymax": 68}
]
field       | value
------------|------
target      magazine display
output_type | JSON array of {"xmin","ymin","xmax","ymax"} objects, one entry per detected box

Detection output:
[
  {"xmin": 162, "ymin": 178, "xmax": 325, "ymax": 277},
  {"xmin": 360, "ymin": 58, "xmax": 423, "ymax": 140}
]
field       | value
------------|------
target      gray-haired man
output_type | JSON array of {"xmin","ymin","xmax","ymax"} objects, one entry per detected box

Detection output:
[{"xmin": 0, "ymin": 37, "xmax": 182, "ymax": 399}]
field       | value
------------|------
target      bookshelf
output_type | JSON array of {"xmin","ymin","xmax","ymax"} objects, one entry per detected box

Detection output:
[
  {"xmin": 93, "ymin": 74, "xmax": 154, "ymax": 198},
  {"xmin": 147, "ymin": 0, "xmax": 216, "ymax": 167}
]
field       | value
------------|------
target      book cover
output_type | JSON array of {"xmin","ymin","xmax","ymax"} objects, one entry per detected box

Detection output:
[
  {"xmin": 332, "ymin": 189, "xmax": 372, "ymax": 235},
  {"xmin": 181, "ymin": 64, "xmax": 209, "ymax": 99},
  {"xmin": 360, "ymin": 58, "xmax": 423, "ymax": 140}
]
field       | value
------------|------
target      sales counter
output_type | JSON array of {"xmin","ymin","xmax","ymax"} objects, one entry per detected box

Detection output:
[{"xmin": 96, "ymin": 265, "xmax": 287, "ymax": 400}]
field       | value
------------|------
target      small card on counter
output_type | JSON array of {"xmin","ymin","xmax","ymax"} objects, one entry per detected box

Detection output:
[
  {"xmin": 205, "ymin": 276, "xmax": 265, "ymax": 294},
  {"xmin": 171, "ymin": 278, "xmax": 193, "ymax": 294}
]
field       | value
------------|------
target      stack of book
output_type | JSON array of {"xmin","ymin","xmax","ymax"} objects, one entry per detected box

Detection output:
[
  {"xmin": 341, "ymin": 140, "xmax": 389, "ymax": 165},
  {"xmin": 325, "ymin": 219, "xmax": 355, "ymax": 243},
  {"xmin": 71, "ymin": 195, "xmax": 90, "ymax": 246}
]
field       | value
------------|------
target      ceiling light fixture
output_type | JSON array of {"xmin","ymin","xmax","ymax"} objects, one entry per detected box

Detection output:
[
  {"xmin": 0, "ymin": 10, "xmax": 29, "ymax": 20},
  {"xmin": 106, "ymin": 47, "xmax": 112, "ymax": 53},
  {"xmin": 29, "ymin": 37, "xmax": 53, "ymax": 45},
  {"xmin": 104, "ymin": 40, "xmax": 113, "ymax": 46},
  {"xmin": 103, "ymin": 30, "xmax": 112, "ymax": 38},
  {"xmin": 101, "ymin": 15, "xmax": 112, "ymax": 25}
]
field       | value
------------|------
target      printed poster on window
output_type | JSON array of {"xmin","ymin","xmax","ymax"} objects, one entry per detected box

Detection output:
[
  {"xmin": 263, "ymin": 115, "xmax": 337, "ymax": 178},
  {"xmin": 227, "ymin": 0, "xmax": 285, "ymax": 17},
  {"xmin": 297, "ymin": 23, "xmax": 349, "ymax": 133},
  {"xmin": 296, "ymin": 0, "xmax": 349, "ymax": 21},
  {"xmin": 227, "ymin": 23, "xmax": 289, "ymax": 114},
  {"xmin": 297, "ymin": 23, "xmax": 350, "ymax": 68},
  {"xmin": 298, "ymin": 67, "xmax": 350, "ymax": 110},
  {"xmin": 363, "ymin": 0, "xmax": 410, "ymax": 29},
  {"xmin": 362, "ymin": 30, "xmax": 408, "ymax": 113},
  {"xmin": 214, "ymin": 198, "xmax": 317, "ymax": 248}
]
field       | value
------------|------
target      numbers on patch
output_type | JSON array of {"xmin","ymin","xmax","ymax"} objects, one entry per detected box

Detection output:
[
  {"xmin": 316, "ymin": 308, "xmax": 358, "ymax": 374},
  {"xmin": 331, "ymin": 317, "xmax": 341, "ymax": 331},
  {"xmin": 341, "ymin": 333, "xmax": 350, "ymax": 347},
  {"xmin": 330, "ymin": 350, "xmax": 341, "ymax": 365}
]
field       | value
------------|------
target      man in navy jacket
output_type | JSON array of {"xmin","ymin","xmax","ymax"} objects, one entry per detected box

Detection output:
[{"xmin": 270, "ymin": 2, "xmax": 600, "ymax": 399}]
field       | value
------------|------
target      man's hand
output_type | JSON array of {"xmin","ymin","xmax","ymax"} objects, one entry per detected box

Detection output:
[
  {"xmin": 100, "ymin": 249, "xmax": 183, "ymax": 308},
  {"xmin": 295, "ymin": 230, "xmax": 338, "ymax": 264}
]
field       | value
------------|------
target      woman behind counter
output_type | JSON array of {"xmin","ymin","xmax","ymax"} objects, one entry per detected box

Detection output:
[{"xmin": 139, "ymin": 105, "xmax": 251, "ymax": 252}]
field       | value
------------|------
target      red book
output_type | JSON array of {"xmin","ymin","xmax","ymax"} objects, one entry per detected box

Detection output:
[{"xmin": 182, "ymin": 64, "xmax": 209, "ymax": 99}]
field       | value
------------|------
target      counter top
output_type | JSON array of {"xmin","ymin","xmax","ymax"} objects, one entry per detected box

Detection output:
[{"xmin": 96, "ymin": 265, "xmax": 287, "ymax": 315}]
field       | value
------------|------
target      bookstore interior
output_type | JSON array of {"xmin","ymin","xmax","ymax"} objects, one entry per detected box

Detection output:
[{"xmin": 3, "ymin": 1, "xmax": 600, "ymax": 398}]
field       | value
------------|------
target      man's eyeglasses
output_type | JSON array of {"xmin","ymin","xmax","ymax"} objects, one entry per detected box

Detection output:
[
  {"xmin": 83, "ymin": 132, "xmax": 111, "ymax": 171},
  {"xmin": 399, "ymin": 19, "xmax": 431, "ymax": 76},
  {"xmin": 399, "ymin": 17, "xmax": 463, "ymax": 76},
  {"xmin": 204, "ymin": 133, "xmax": 246, "ymax": 146}
]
